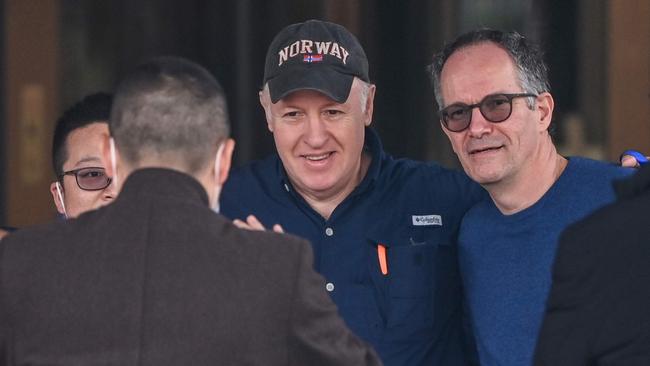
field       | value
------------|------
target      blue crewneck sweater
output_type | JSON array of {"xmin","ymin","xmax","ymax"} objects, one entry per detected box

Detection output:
[{"xmin": 459, "ymin": 157, "xmax": 633, "ymax": 366}]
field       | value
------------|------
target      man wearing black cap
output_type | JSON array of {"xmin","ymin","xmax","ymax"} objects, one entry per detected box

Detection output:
[{"xmin": 221, "ymin": 20, "xmax": 484, "ymax": 366}]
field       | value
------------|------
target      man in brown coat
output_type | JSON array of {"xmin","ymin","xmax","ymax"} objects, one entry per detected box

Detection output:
[{"xmin": 0, "ymin": 56, "xmax": 381, "ymax": 366}]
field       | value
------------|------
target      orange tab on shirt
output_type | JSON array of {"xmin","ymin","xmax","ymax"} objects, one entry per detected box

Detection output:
[{"xmin": 377, "ymin": 244, "xmax": 388, "ymax": 276}]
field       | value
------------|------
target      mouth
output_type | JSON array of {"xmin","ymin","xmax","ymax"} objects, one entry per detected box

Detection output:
[
  {"xmin": 301, "ymin": 152, "xmax": 334, "ymax": 161},
  {"xmin": 469, "ymin": 146, "xmax": 503, "ymax": 155}
]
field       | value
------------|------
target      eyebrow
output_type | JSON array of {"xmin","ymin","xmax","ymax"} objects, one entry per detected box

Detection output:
[{"xmin": 72, "ymin": 156, "xmax": 103, "ymax": 167}]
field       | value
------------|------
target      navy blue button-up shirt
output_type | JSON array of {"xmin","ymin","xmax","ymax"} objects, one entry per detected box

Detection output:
[{"xmin": 221, "ymin": 128, "xmax": 485, "ymax": 365}]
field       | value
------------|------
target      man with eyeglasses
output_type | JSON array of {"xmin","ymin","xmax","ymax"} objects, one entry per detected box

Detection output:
[
  {"xmin": 49, "ymin": 92, "xmax": 116, "ymax": 219},
  {"xmin": 429, "ymin": 29, "xmax": 634, "ymax": 366}
]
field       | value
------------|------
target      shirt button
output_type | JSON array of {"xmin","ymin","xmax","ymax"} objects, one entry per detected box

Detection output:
[
  {"xmin": 325, "ymin": 282, "xmax": 335, "ymax": 292},
  {"xmin": 283, "ymin": 183, "xmax": 290, "ymax": 192},
  {"xmin": 325, "ymin": 227, "xmax": 334, "ymax": 236}
]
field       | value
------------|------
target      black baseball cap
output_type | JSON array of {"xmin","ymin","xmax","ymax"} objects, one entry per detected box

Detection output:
[{"xmin": 263, "ymin": 19, "xmax": 369, "ymax": 104}]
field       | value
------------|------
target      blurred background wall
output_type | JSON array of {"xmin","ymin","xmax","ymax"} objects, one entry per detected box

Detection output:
[{"xmin": 1, "ymin": 0, "xmax": 649, "ymax": 227}]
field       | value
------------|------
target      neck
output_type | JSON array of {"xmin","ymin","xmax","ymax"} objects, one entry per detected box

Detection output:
[
  {"xmin": 487, "ymin": 142, "xmax": 567, "ymax": 215},
  {"xmin": 119, "ymin": 161, "xmax": 209, "ymax": 192},
  {"xmin": 297, "ymin": 151, "xmax": 371, "ymax": 220}
]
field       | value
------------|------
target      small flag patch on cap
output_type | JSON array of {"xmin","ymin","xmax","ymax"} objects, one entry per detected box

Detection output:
[{"xmin": 303, "ymin": 54, "xmax": 323, "ymax": 63}]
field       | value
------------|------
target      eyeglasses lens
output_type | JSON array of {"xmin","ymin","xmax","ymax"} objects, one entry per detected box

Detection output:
[
  {"xmin": 442, "ymin": 94, "xmax": 514, "ymax": 132},
  {"xmin": 480, "ymin": 95, "xmax": 512, "ymax": 122},
  {"xmin": 444, "ymin": 106, "xmax": 472, "ymax": 132},
  {"xmin": 76, "ymin": 168, "xmax": 110, "ymax": 190}
]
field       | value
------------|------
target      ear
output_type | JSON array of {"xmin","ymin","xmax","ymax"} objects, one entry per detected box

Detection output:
[
  {"xmin": 536, "ymin": 92, "xmax": 554, "ymax": 132},
  {"xmin": 102, "ymin": 134, "xmax": 118, "ymax": 178},
  {"xmin": 363, "ymin": 84, "xmax": 377, "ymax": 127},
  {"xmin": 49, "ymin": 181, "xmax": 66, "ymax": 215},
  {"xmin": 259, "ymin": 90, "xmax": 275, "ymax": 133},
  {"xmin": 217, "ymin": 138, "xmax": 236, "ymax": 186}
]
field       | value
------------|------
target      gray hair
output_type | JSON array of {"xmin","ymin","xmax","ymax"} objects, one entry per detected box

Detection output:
[
  {"xmin": 110, "ymin": 56, "xmax": 230, "ymax": 173},
  {"xmin": 429, "ymin": 29, "xmax": 550, "ymax": 109}
]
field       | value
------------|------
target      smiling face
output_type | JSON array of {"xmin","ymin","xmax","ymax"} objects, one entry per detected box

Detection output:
[
  {"xmin": 50, "ymin": 122, "xmax": 117, "ymax": 218},
  {"xmin": 261, "ymin": 78, "xmax": 375, "ymax": 205},
  {"xmin": 440, "ymin": 42, "xmax": 552, "ymax": 187}
]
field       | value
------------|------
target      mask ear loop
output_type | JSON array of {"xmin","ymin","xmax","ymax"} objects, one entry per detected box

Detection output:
[
  {"xmin": 55, "ymin": 181, "xmax": 68, "ymax": 219},
  {"xmin": 109, "ymin": 137, "xmax": 119, "ymax": 190},
  {"xmin": 212, "ymin": 143, "xmax": 226, "ymax": 213}
]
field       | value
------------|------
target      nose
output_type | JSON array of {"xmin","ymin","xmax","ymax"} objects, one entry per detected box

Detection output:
[
  {"xmin": 102, "ymin": 180, "xmax": 117, "ymax": 201},
  {"xmin": 467, "ymin": 107, "xmax": 492, "ymax": 138},
  {"xmin": 303, "ymin": 114, "xmax": 328, "ymax": 147}
]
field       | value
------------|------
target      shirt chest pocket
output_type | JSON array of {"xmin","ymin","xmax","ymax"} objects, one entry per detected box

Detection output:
[
  {"xmin": 380, "ymin": 235, "xmax": 458, "ymax": 331},
  {"xmin": 388, "ymin": 241, "xmax": 438, "ymax": 299}
]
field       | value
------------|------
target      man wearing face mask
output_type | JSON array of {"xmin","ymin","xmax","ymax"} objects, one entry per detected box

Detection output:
[
  {"xmin": 0, "ymin": 94, "xmax": 114, "ymax": 240},
  {"xmin": 0, "ymin": 56, "xmax": 381, "ymax": 365},
  {"xmin": 50, "ymin": 92, "xmax": 117, "ymax": 219}
]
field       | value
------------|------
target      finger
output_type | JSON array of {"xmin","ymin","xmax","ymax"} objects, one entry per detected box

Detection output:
[
  {"xmin": 233, "ymin": 219, "xmax": 253, "ymax": 230},
  {"xmin": 246, "ymin": 215, "xmax": 267, "ymax": 230},
  {"xmin": 272, "ymin": 224, "xmax": 285, "ymax": 233},
  {"xmin": 621, "ymin": 155, "xmax": 640, "ymax": 168}
]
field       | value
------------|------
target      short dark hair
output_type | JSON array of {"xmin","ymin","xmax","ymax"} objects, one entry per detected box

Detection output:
[
  {"xmin": 52, "ymin": 92, "xmax": 113, "ymax": 176},
  {"xmin": 110, "ymin": 56, "xmax": 229, "ymax": 173},
  {"xmin": 429, "ymin": 29, "xmax": 550, "ymax": 109}
]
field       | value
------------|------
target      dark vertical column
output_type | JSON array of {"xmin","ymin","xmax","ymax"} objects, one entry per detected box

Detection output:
[
  {"xmin": 429, "ymin": 0, "xmax": 462, "ymax": 166},
  {"xmin": 360, "ymin": 0, "xmax": 452, "ymax": 162},
  {"xmin": 324, "ymin": 0, "xmax": 360, "ymax": 33},
  {"xmin": 198, "ymin": 0, "xmax": 291, "ymax": 167},
  {"xmin": 60, "ymin": 0, "xmax": 118, "ymax": 108},
  {"xmin": 0, "ymin": 0, "xmax": 6, "ymax": 225},
  {"xmin": 541, "ymin": 0, "xmax": 578, "ymax": 132},
  {"xmin": 577, "ymin": 0, "xmax": 607, "ymax": 147},
  {"xmin": 233, "ymin": 0, "xmax": 253, "ymax": 163}
]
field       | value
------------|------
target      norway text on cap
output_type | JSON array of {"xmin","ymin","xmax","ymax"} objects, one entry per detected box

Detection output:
[{"xmin": 278, "ymin": 40, "xmax": 350, "ymax": 66}]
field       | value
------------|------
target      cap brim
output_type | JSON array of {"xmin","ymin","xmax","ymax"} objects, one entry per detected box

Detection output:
[{"xmin": 267, "ymin": 64, "xmax": 354, "ymax": 104}]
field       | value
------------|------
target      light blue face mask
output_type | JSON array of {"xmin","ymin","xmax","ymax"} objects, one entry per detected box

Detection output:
[{"xmin": 212, "ymin": 143, "xmax": 225, "ymax": 213}]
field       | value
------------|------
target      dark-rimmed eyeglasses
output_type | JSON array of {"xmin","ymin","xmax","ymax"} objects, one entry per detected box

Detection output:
[
  {"xmin": 59, "ymin": 167, "xmax": 112, "ymax": 191},
  {"xmin": 439, "ymin": 93, "xmax": 537, "ymax": 132}
]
